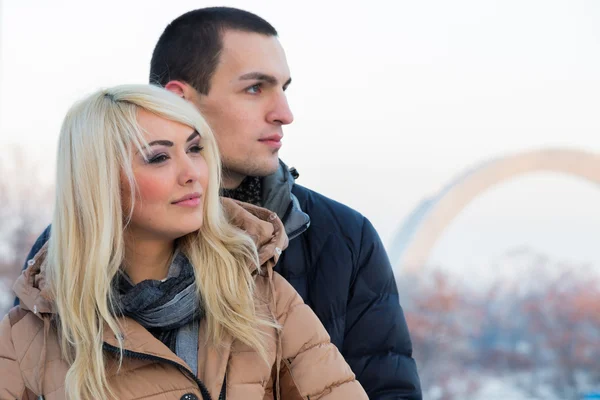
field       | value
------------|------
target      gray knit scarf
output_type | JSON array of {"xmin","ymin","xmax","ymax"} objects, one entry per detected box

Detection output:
[{"xmin": 115, "ymin": 251, "xmax": 202, "ymax": 374}]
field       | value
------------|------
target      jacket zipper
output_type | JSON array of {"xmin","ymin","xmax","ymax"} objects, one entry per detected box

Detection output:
[
  {"xmin": 288, "ymin": 221, "xmax": 310, "ymax": 241},
  {"xmin": 103, "ymin": 342, "xmax": 213, "ymax": 400}
]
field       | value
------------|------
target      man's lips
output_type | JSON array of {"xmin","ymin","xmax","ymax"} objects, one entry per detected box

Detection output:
[
  {"xmin": 259, "ymin": 135, "xmax": 283, "ymax": 149},
  {"xmin": 172, "ymin": 192, "xmax": 202, "ymax": 207}
]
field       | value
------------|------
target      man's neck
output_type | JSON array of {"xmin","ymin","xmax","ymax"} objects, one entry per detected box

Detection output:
[
  {"xmin": 221, "ymin": 169, "xmax": 246, "ymax": 190},
  {"xmin": 220, "ymin": 175, "xmax": 263, "ymax": 206},
  {"xmin": 123, "ymin": 235, "xmax": 175, "ymax": 284}
]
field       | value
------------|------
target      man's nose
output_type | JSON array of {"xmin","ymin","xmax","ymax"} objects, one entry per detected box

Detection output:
[{"xmin": 267, "ymin": 92, "xmax": 294, "ymax": 125}]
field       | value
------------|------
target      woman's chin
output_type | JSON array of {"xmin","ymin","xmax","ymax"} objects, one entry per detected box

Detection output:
[{"xmin": 172, "ymin": 223, "xmax": 204, "ymax": 239}]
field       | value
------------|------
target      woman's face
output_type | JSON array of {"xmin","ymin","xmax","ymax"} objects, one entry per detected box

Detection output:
[{"xmin": 122, "ymin": 109, "xmax": 210, "ymax": 241}]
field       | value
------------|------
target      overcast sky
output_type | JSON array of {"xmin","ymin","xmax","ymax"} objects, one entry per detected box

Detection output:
[{"xmin": 1, "ymin": 0, "xmax": 599, "ymax": 278}]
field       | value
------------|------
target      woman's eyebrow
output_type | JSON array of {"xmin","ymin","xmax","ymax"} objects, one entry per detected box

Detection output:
[{"xmin": 145, "ymin": 130, "xmax": 199, "ymax": 147}]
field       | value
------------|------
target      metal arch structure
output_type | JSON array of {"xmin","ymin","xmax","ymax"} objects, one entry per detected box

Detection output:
[{"xmin": 389, "ymin": 148, "xmax": 600, "ymax": 273}]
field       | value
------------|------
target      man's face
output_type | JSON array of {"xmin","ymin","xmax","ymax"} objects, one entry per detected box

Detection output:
[{"xmin": 188, "ymin": 30, "xmax": 293, "ymax": 188}]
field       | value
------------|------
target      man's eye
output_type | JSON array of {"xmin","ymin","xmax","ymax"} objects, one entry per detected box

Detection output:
[{"xmin": 247, "ymin": 84, "xmax": 262, "ymax": 94}]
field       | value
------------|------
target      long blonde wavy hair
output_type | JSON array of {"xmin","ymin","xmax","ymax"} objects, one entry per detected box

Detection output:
[{"xmin": 46, "ymin": 84, "xmax": 274, "ymax": 400}]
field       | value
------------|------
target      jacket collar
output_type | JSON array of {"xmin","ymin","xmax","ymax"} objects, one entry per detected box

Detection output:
[
  {"xmin": 12, "ymin": 241, "xmax": 53, "ymax": 318},
  {"xmin": 261, "ymin": 160, "xmax": 310, "ymax": 240},
  {"xmin": 220, "ymin": 197, "xmax": 288, "ymax": 273}
]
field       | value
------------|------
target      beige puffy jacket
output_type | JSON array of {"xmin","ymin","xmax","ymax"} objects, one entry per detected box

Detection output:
[{"xmin": 0, "ymin": 199, "xmax": 368, "ymax": 399}]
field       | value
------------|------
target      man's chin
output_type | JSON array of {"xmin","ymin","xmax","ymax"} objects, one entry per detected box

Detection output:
[
  {"xmin": 224, "ymin": 156, "xmax": 281, "ymax": 179},
  {"xmin": 245, "ymin": 159, "xmax": 281, "ymax": 177}
]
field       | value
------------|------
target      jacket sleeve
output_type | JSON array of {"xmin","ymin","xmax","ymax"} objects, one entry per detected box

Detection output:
[
  {"xmin": 14, "ymin": 225, "xmax": 51, "ymax": 307},
  {"xmin": 343, "ymin": 217, "xmax": 422, "ymax": 400},
  {"xmin": 0, "ymin": 313, "xmax": 27, "ymax": 399},
  {"xmin": 274, "ymin": 273, "xmax": 368, "ymax": 400}
]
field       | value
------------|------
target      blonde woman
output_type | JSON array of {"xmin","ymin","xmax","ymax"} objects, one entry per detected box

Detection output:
[{"xmin": 0, "ymin": 84, "xmax": 367, "ymax": 400}]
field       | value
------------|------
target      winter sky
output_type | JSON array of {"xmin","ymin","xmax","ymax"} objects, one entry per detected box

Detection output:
[{"xmin": 1, "ymin": 0, "xmax": 600, "ymax": 281}]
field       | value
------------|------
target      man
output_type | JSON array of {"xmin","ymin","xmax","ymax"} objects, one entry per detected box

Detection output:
[{"xmin": 21, "ymin": 7, "xmax": 421, "ymax": 399}]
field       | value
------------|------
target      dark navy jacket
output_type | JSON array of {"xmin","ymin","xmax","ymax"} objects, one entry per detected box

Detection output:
[{"xmin": 18, "ymin": 162, "xmax": 421, "ymax": 399}]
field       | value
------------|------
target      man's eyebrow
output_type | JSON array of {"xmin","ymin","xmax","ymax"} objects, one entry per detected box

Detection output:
[{"xmin": 239, "ymin": 72, "xmax": 292, "ymax": 88}]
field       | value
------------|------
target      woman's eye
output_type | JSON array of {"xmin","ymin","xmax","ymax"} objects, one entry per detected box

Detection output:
[
  {"xmin": 189, "ymin": 145, "xmax": 204, "ymax": 153},
  {"xmin": 147, "ymin": 154, "xmax": 169, "ymax": 164}
]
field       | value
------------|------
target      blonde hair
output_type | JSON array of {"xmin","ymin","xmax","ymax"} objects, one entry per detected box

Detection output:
[{"xmin": 47, "ymin": 84, "xmax": 274, "ymax": 400}]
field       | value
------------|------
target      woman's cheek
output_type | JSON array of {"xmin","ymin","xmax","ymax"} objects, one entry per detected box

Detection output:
[{"xmin": 134, "ymin": 171, "xmax": 171, "ymax": 204}]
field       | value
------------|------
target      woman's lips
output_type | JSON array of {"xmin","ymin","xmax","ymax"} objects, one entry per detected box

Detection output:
[{"xmin": 173, "ymin": 197, "xmax": 201, "ymax": 207}]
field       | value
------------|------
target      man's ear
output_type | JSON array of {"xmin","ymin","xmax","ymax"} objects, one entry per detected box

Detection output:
[{"xmin": 164, "ymin": 80, "xmax": 187, "ymax": 98}]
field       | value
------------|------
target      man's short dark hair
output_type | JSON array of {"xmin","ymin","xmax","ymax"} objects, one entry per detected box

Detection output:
[{"xmin": 150, "ymin": 7, "xmax": 278, "ymax": 95}]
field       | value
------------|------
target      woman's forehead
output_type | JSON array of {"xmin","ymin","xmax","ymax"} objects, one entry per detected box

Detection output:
[{"xmin": 136, "ymin": 109, "xmax": 197, "ymax": 141}]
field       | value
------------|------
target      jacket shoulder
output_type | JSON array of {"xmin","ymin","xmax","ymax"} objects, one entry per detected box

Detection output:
[
  {"xmin": 3, "ymin": 308, "xmax": 44, "ymax": 358},
  {"xmin": 0, "ymin": 307, "xmax": 48, "ymax": 395},
  {"xmin": 291, "ymin": 184, "xmax": 366, "ymax": 231},
  {"xmin": 270, "ymin": 271, "xmax": 304, "ymax": 321},
  {"xmin": 270, "ymin": 272, "xmax": 368, "ymax": 399}
]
